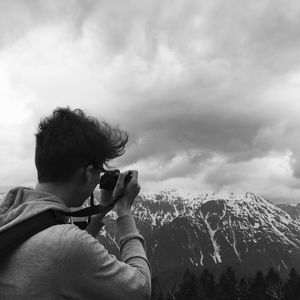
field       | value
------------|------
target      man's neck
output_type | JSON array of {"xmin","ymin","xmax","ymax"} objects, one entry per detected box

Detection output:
[{"xmin": 35, "ymin": 182, "xmax": 73, "ymax": 207}]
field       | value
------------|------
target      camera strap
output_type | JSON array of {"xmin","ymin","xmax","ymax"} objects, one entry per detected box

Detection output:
[
  {"xmin": 64, "ymin": 196, "xmax": 120, "ymax": 218},
  {"xmin": 0, "ymin": 199, "xmax": 118, "ymax": 257},
  {"xmin": 0, "ymin": 210, "xmax": 64, "ymax": 257}
]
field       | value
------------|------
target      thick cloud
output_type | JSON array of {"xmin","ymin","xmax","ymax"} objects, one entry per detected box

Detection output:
[{"xmin": 1, "ymin": 0, "xmax": 300, "ymax": 203}]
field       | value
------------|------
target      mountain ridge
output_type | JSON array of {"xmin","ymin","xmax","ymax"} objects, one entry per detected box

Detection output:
[{"xmin": 99, "ymin": 190, "xmax": 300, "ymax": 281}]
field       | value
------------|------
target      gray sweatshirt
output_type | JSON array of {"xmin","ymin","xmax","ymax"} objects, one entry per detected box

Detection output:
[{"xmin": 0, "ymin": 187, "xmax": 151, "ymax": 299}]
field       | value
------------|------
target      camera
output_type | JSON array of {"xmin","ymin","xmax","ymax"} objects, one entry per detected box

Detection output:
[{"xmin": 99, "ymin": 169, "xmax": 133, "ymax": 192}]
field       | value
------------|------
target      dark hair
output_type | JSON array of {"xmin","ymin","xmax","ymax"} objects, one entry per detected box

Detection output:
[{"xmin": 35, "ymin": 107, "xmax": 128, "ymax": 183}]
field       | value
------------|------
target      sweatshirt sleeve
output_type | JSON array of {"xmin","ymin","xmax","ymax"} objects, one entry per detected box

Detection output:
[
  {"xmin": 59, "ymin": 215, "xmax": 151, "ymax": 300},
  {"xmin": 117, "ymin": 214, "xmax": 151, "ymax": 284}
]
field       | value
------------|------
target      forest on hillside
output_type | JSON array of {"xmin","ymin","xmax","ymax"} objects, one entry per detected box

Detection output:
[{"xmin": 151, "ymin": 267, "xmax": 300, "ymax": 300}]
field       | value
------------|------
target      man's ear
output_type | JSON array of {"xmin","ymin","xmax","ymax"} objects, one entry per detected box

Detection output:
[
  {"xmin": 84, "ymin": 165, "xmax": 94, "ymax": 183},
  {"xmin": 77, "ymin": 165, "xmax": 93, "ymax": 184}
]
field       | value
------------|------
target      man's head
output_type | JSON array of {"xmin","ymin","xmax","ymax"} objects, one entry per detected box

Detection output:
[{"xmin": 35, "ymin": 107, "xmax": 128, "ymax": 205}]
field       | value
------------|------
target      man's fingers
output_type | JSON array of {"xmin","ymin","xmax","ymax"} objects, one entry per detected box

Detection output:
[
  {"xmin": 100, "ymin": 190, "xmax": 114, "ymax": 206},
  {"xmin": 130, "ymin": 170, "xmax": 138, "ymax": 183},
  {"xmin": 113, "ymin": 172, "xmax": 127, "ymax": 199},
  {"xmin": 113, "ymin": 170, "xmax": 140, "ymax": 200}
]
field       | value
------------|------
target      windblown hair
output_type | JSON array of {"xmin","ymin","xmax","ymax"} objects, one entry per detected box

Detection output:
[{"xmin": 35, "ymin": 107, "xmax": 128, "ymax": 183}]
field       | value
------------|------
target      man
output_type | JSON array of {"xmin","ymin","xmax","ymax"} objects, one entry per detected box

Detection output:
[{"xmin": 0, "ymin": 107, "xmax": 151, "ymax": 299}]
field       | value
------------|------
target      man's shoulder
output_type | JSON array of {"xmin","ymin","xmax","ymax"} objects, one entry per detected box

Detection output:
[
  {"xmin": 27, "ymin": 223, "xmax": 94, "ymax": 252},
  {"xmin": 42, "ymin": 223, "xmax": 105, "ymax": 255},
  {"xmin": 41, "ymin": 223, "xmax": 112, "ymax": 270},
  {"xmin": 42, "ymin": 223, "xmax": 93, "ymax": 244}
]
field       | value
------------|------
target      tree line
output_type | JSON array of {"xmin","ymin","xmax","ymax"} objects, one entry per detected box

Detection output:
[{"xmin": 151, "ymin": 267, "xmax": 300, "ymax": 300}]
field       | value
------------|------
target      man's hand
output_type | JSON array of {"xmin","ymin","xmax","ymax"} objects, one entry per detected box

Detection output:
[
  {"xmin": 99, "ymin": 189, "xmax": 114, "ymax": 207},
  {"xmin": 113, "ymin": 170, "xmax": 140, "ymax": 217}
]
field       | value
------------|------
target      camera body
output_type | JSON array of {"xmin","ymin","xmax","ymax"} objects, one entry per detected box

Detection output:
[
  {"xmin": 99, "ymin": 170, "xmax": 120, "ymax": 191},
  {"xmin": 99, "ymin": 169, "xmax": 132, "ymax": 192}
]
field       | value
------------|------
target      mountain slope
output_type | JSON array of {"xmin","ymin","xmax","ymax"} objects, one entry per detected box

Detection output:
[
  {"xmin": 99, "ymin": 191, "xmax": 300, "ymax": 279},
  {"xmin": 278, "ymin": 203, "xmax": 300, "ymax": 222}
]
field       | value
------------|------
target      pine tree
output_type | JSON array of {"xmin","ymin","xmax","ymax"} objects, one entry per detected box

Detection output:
[
  {"xmin": 174, "ymin": 269, "xmax": 198, "ymax": 300},
  {"xmin": 174, "ymin": 269, "xmax": 190, "ymax": 300},
  {"xmin": 166, "ymin": 282, "xmax": 177, "ymax": 300},
  {"xmin": 166, "ymin": 293, "xmax": 176, "ymax": 300},
  {"xmin": 166, "ymin": 291, "xmax": 175, "ymax": 300},
  {"xmin": 265, "ymin": 268, "xmax": 283, "ymax": 300},
  {"xmin": 237, "ymin": 277, "xmax": 250, "ymax": 300},
  {"xmin": 217, "ymin": 267, "xmax": 238, "ymax": 300},
  {"xmin": 284, "ymin": 268, "xmax": 300, "ymax": 300},
  {"xmin": 157, "ymin": 288, "xmax": 164, "ymax": 300},
  {"xmin": 198, "ymin": 268, "xmax": 216, "ymax": 299},
  {"xmin": 248, "ymin": 270, "xmax": 266, "ymax": 300},
  {"xmin": 151, "ymin": 277, "xmax": 163, "ymax": 300},
  {"xmin": 191, "ymin": 273, "xmax": 199, "ymax": 300}
]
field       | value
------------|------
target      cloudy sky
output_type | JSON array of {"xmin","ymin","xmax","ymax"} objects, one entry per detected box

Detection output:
[{"xmin": 1, "ymin": 0, "xmax": 300, "ymax": 203}]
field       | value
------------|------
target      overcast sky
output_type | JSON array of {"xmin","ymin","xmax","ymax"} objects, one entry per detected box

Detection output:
[{"xmin": 1, "ymin": 0, "xmax": 300, "ymax": 203}]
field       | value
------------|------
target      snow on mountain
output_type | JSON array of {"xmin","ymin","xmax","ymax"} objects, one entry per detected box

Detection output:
[
  {"xmin": 99, "ymin": 190, "xmax": 300, "ymax": 279},
  {"xmin": 278, "ymin": 203, "xmax": 300, "ymax": 222},
  {"xmin": 133, "ymin": 190, "xmax": 300, "ymax": 249}
]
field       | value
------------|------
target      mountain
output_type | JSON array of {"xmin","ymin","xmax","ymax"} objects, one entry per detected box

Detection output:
[
  {"xmin": 278, "ymin": 203, "xmax": 300, "ymax": 222},
  {"xmin": 98, "ymin": 191, "xmax": 300, "ymax": 284}
]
